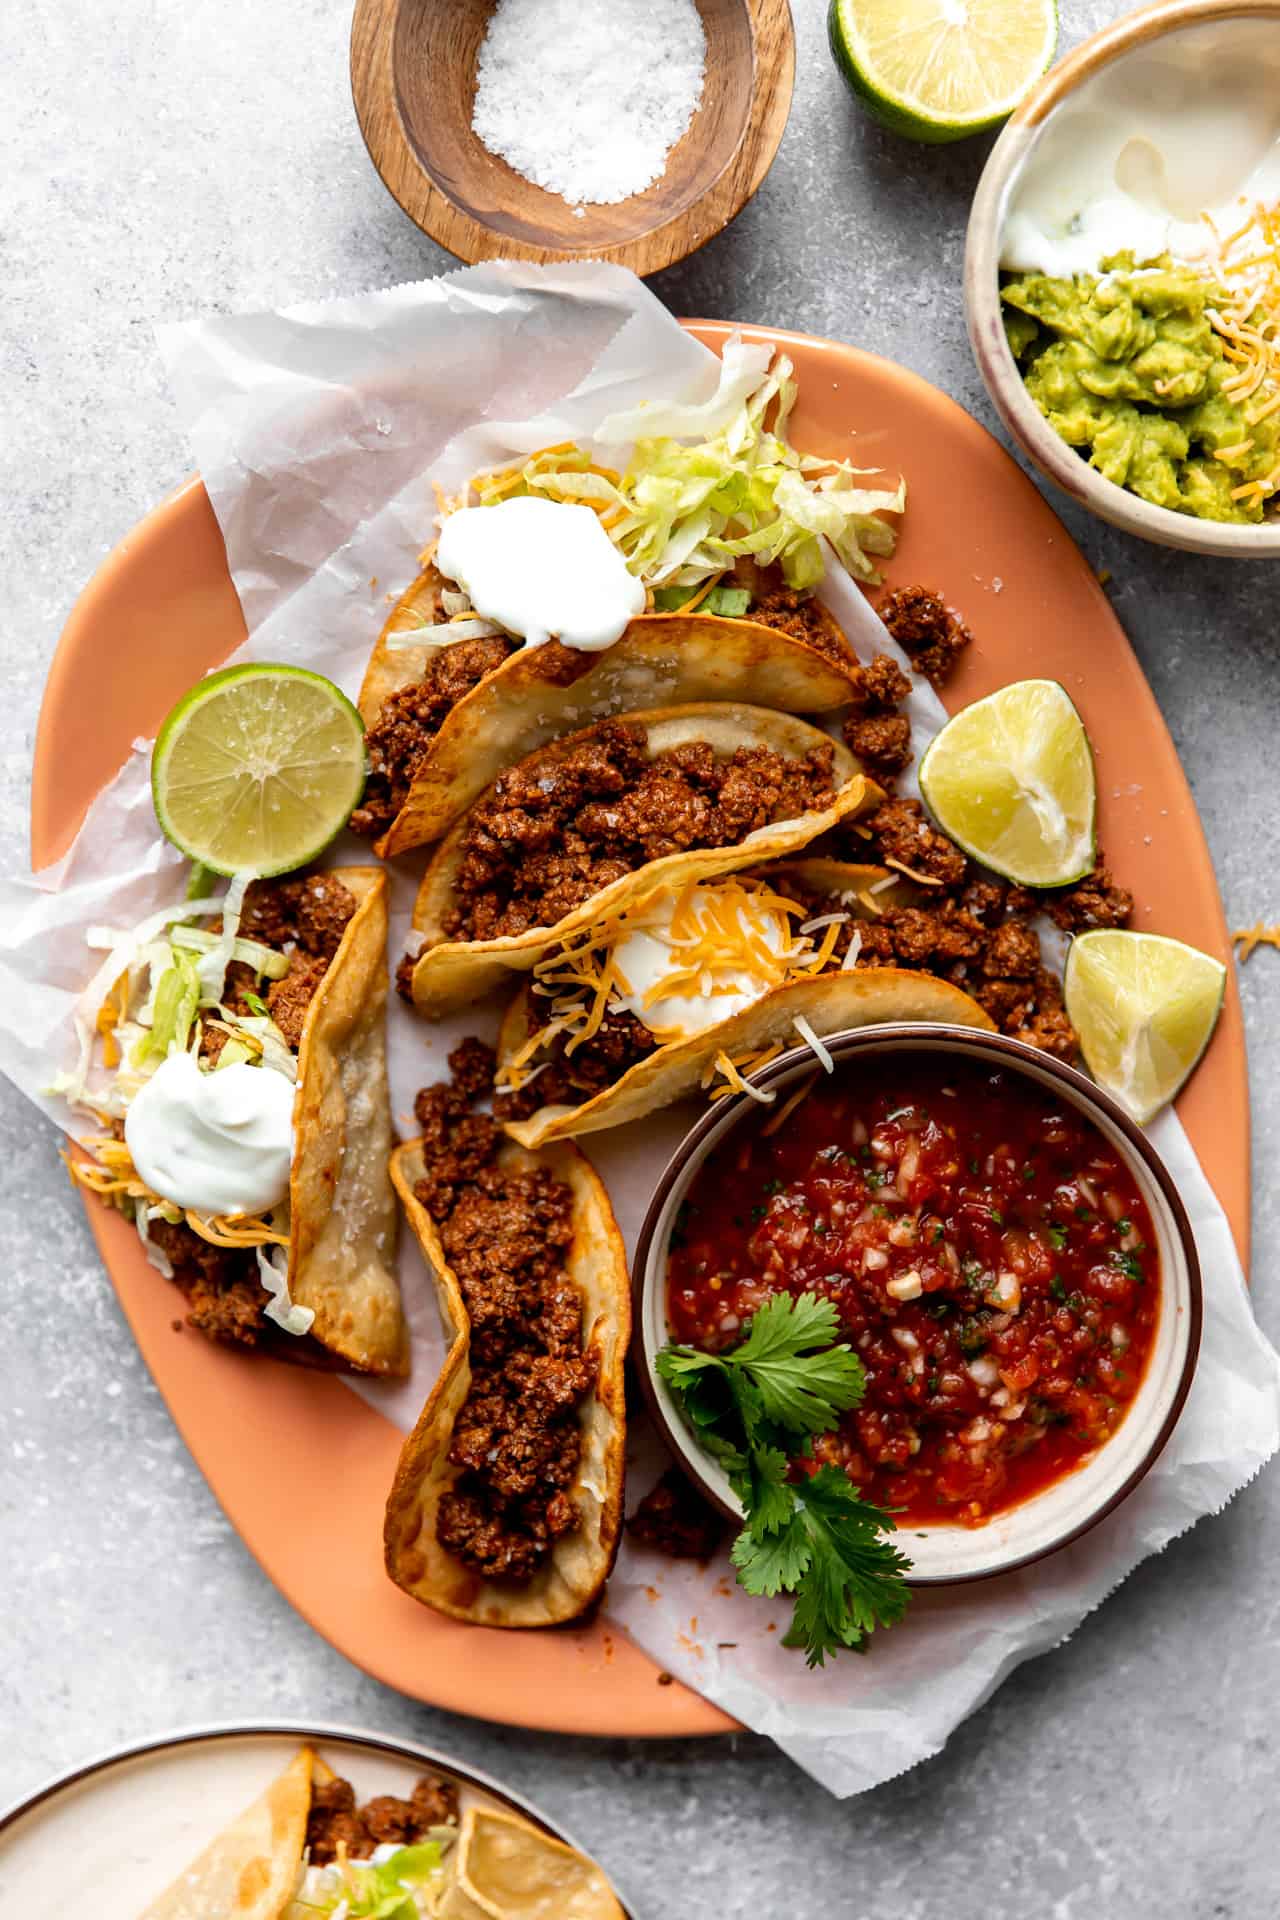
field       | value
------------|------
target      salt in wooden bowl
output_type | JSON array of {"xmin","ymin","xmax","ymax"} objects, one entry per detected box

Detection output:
[{"xmin": 350, "ymin": 0, "xmax": 796, "ymax": 275}]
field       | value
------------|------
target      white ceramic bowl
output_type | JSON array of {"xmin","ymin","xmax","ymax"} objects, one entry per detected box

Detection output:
[
  {"xmin": 635, "ymin": 1026, "xmax": 1202, "ymax": 1585},
  {"xmin": 965, "ymin": 0, "xmax": 1280, "ymax": 557}
]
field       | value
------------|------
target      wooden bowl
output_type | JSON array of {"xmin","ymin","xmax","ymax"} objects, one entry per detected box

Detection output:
[{"xmin": 349, "ymin": 0, "xmax": 795, "ymax": 275}]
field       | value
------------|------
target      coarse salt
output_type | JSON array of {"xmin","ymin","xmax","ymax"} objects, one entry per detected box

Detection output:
[{"xmin": 471, "ymin": 0, "xmax": 707, "ymax": 208}]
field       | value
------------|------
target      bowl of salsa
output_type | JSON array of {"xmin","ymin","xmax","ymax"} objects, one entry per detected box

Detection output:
[{"xmin": 635, "ymin": 1025, "xmax": 1202, "ymax": 1583}]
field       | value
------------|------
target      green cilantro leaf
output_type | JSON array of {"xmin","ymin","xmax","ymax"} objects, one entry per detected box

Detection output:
[
  {"xmin": 739, "ymin": 1443, "xmax": 795, "ymax": 1538},
  {"xmin": 656, "ymin": 1293, "xmax": 911, "ymax": 1665},
  {"xmin": 731, "ymin": 1507, "xmax": 813, "ymax": 1594}
]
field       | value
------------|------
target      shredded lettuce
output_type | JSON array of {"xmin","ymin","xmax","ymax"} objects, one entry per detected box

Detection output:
[
  {"xmin": 652, "ymin": 583, "xmax": 752, "ymax": 617},
  {"xmin": 465, "ymin": 341, "xmax": 904, "ymax": 594},
  {"xmin": 132, "ymin": 948, "xmax": 202, "ymax": 1068},
  {"xmin": 289, "ymin": 1843, "xmax": 443, "ymax": 1918},
  {"xmin": 193, "ymin": 869, "xmax": 252, "ymax": 1006},
  {"xmin": 169, "ymin": 924, "xmax": 291, "ymax": 980},
  {"xmin": 255, "ymin": 1246, "xmax": 313, "ymax": 1338},
  {"xmin": 596, "ymin": 335, "xmax": 775, "ymax": 444}
]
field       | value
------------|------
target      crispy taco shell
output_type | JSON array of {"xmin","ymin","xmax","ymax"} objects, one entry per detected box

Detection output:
[
  {"xmin": 407, "ymin": 705, "xmax": 876, "ymax": 1018},
  {"xmin": 359, "ymin": 566, "xmax": 861, "ymax": 855},
  {"xmin": 289, "ymin": 867, "xmax": 407, "ymax": 1375},
  {"xmin": 138, "ymin": 1746, "xmax": 313, "ymax": 1920},
  {"xmin": 384, "ymin": 1135, "xmax": 629, "ymax": 1626},
  {"xmin": 765, "ymin": 856, "xmax": 920, "ymax": 911},
  {"xmin": 435, "ymin": 1806, "xmax": 625, "ymax": 1920},
  {"xmin": 498, "ymin": 968, "xmax": 995, "ymax": 1149}
]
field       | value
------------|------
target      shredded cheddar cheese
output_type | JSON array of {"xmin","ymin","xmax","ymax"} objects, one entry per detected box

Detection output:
[
  {"xmin": 95, "ymin": 970, "xmax": 130, "ymax": 1071},
  {"xmin": 498, "ymin": 876, "xmax": 855, "ymax": 1096},
  {"xmin": 65, "ymin": 1139, "xmax": 289, "ymax": 1249},
  {"xmin": 1231, "ymin": 921, "xmax": 1280, "ymax": 961}
]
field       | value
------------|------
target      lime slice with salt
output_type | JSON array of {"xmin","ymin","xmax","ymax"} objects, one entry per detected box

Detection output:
[
  {"xmin": 918, "ymin": 679, "xmax": 1096, "ymax": 888},
  {"xmin": 1064, "ymin": 929, "xmax": 1227, "ymax": 1125},
  {"xmin": 152, "ymin": 664, "xmax": 367, "ymax": 877},
  {"xmin": 828, "ymin": 0, "xmax": 1058, "ymax": 144}
]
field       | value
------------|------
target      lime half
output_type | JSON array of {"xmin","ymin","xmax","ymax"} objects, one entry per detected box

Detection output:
[
  {"xmin": 829, "ymin": 0, "xmax": 1058, "ymax": 144},
  {"xmin": 918, "ymin": 679, "xmax": 1096, "ymax": 887},
  {"xmin": 1064, "ymin": 930, "xmax": 1227, "ymax": 1125},
  {"xmin": 152, "ymin": 664, "xmax": 367, "ymax": 877}
]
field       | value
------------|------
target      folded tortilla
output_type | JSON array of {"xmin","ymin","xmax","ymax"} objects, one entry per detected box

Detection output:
[
  {"xmin": 406, "ymin": 705, "xmax": 877, "ymax": 1018},
  {"xmin": 138, "ymin": 1746, "xmax": 313, "ymax": 1920},
  {"xmin": 359, "ymin": 564, "xmax": 861, "ymax": 855},
  {"xmin": 290, "ymin": 867, "xmax": 407, "ymax": 1375},
  {"xmin": 385, "ymin": 1135, "xmax": 629, "ymax": 1628},
  {"xmin": 435, "ymin": 1807, "xmax": 625, "ymax": 1920},
  {"xmin": 493, "ymin": 859, "xmax": 994, "ymax": 1147}
]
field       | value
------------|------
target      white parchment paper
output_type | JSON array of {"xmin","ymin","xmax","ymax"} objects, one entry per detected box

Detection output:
[{"xmin": 4, "ymin": 261, "xmax": 1278, "ymax": 1796}]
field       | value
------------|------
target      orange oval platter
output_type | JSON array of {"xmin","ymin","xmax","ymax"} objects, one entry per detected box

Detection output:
[{"xmin": 32, "ymin": 323, "xmax": 1248, "ymax": 1738}]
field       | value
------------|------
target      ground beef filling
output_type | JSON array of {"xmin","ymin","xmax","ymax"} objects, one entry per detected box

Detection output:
[
  {"xmin": 306, "ymin": 1770, "xmax": 459, "ymax": 1867},
  {"xmin": 350, "ymin": 634, "xmax": 517, "ymax": 839},
  {"xmin": 414, "ymin": 1041, "xmax": 596, "ymax": 1583},
  {"xmin": 149, "ymin": 1219, "xmax": 270, "ymax": 1347},
  {"xmin": 793, "ymin": 797, "xmax": 1136, "ymax": 1059},
  {"xmin": 747, "ymin": 583, "xmax": 853, "ymax": 666},
  {"xmin": 627, "ymin": 1467, "xmax": 724, "ymax": 1561},
  {"xmin": 446, "ymin": 722, "xmax": 837, "ymax": 944},
  {"xmin": 879, "ymin": 583, "xmax": 973, "ymax": 684},
  {"xmin": 494, "ymin": 1010, "xmax": 656, "ymax": 1125},
  {"xmin": 167, "ymin": 872, "xmax": 356, "ymax": 1343}
]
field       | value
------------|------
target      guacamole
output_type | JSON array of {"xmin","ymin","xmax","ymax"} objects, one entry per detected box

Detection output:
[{"xmin": 1001, "ymin": 257, "xmax": 1278, "ymax": 523}]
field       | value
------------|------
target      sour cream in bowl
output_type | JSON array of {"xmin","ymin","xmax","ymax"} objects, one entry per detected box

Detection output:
[{"xmin": 966, "ymin": 1, "xmax": 1280, "ymax": 556}]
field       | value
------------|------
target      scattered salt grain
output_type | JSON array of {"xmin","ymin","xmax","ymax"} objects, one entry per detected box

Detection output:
[{"xmin": 471, "ymin": 0, "xmax": 707, "ymax": 208}]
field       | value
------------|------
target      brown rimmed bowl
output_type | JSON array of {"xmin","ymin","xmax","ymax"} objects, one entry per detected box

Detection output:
[
  {"xmin": 349, "ymin": 0, "xmax": 796, "ymax": 275},
  {"xmin": 965, "ymin": 0, "xmax": 1280, "ymax": 557},
  {"xmin": 634, "ymin": 1025, "xmax": 1203, "ymax": 1585}
]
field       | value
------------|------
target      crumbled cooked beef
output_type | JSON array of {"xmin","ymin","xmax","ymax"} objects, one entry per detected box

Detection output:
[
  {"xmin": 765, "ymin": 857, "xmax": 1085, "ymax": 1064},
  {"xmin": 199, "ymin": 875, "xmax": 354, "ymax": 1060},
  {"xmin": 879, "ymin": 584, "xmax": 973, "ymax": 684},
  {"xmin": 492, "ymin": 1010, "xmax": 657, "ymax": 1124},
  {"xmin": 843, "ymin": 712, "xmax": 913, "ymax": 779},
  {"xmin": 1039, "ymin": 856, "xmax": 1134, "ymax": 932},
  {"xmin": 840, "ymin": 652, "xmax": 915, "ymax": 779},
  {"xmin": 240, "ymin": 873, "xmax": 356, "ymax": 961},
  {"xmin": 410, "ymin": 1773, "xmax": 460, "ymax": 1830},
  {"xmin": 628, "ymin": 1468, "xmax": 725, "ymax": 1560},
  {"xmin": 265, "ymin": 953, "xmax": 330, "ymax": 1051},
  {"xmin": 747, "ymin": 580, "xmax": 853, "ymax": 666},
  {"xmin": 395, "ymin": 949, "xmax": 419, "ymax": 1004},
  {"xmin": 413, "ymin": 1045, "xmax": 595, "ymax": 1583},
  {"xmin": 148, "ymin": 1219, "xmax": 269, "ymax": 1348},
  {"xmin": 446, "ymin": 722, "xmax": 836, "ymax": 943},
  {"xmin": 982, "ymin": 920, "xmax": 1041, "ymax": 980},
  {"xmin": 350, "ymin": 634, "xmax": 517, "ymax": 838},
  {"xmin": 973, "ymin": 967, "xmax": 1078, "ymax": 1060},
  {"xmin": 858, "ymin": 797, "xmax": 969, "ymax": 888},
  {"xmin": 306, "ymin": 1770, "xmax": 459, "ymax": 1866}
]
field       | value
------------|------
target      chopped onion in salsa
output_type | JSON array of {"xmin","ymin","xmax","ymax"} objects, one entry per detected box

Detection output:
[{"xmin": 666, "ymin": 1059, "xmax": 1160, "ymax": 1525}]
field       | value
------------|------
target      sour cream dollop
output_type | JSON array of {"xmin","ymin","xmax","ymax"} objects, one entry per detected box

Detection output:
[
  {"xmin": 611, "ymin": 887, "xmax": 789, "ymax": 1042},
  {"xmin": 124, "ymin": 1051, "xmax": 295, "ymax": 1217},
  {"xmin": 1000, "ymin": 21, "xmax": 1280, "ymax": 277},
  {"xmin": 436, "ymin": 496, "xmax": 645, "ymax": 651}
]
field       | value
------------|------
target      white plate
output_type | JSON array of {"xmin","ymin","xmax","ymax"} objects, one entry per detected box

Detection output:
[{"xmin": 0, "ymin": 1722, "xmax": 637, "ymax": 1918}]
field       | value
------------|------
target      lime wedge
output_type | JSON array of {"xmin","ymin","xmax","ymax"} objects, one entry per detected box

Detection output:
[
  {"xmin": 918, "ymin": 679, "xmax": 1095, "ymax": 887},
  {"xmin": 1064, "ymin": 930, "xmax": 1227, "ymax": 1124},
  {"xmin": 152, "ymin": 664, "xmax": 367, "ymax": 877},
  {"xmin": 828, "ymin": 0, "xmax": 1058, "ymax": 144}
]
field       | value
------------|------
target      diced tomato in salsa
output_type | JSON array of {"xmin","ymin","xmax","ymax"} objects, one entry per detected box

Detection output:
[{"xmin": 666, "ymin": 1060, "xmax": 1160, "ymax": 1526}]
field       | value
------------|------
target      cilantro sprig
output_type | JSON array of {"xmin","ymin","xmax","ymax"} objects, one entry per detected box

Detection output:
[{"xmin": 656, "ymin": 1293, "xmax": 911, "ymax": 1665}]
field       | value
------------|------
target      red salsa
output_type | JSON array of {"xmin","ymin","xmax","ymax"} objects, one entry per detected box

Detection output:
[{"xmin": 666, "ymin": 1059, "xmax": 1160, "ymax": 1525}]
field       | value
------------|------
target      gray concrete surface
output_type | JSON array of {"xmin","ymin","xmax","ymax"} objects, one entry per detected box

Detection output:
[{"xmin": 2, "ymin": 1, "xmax": 1276, "ymax": 1913}]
